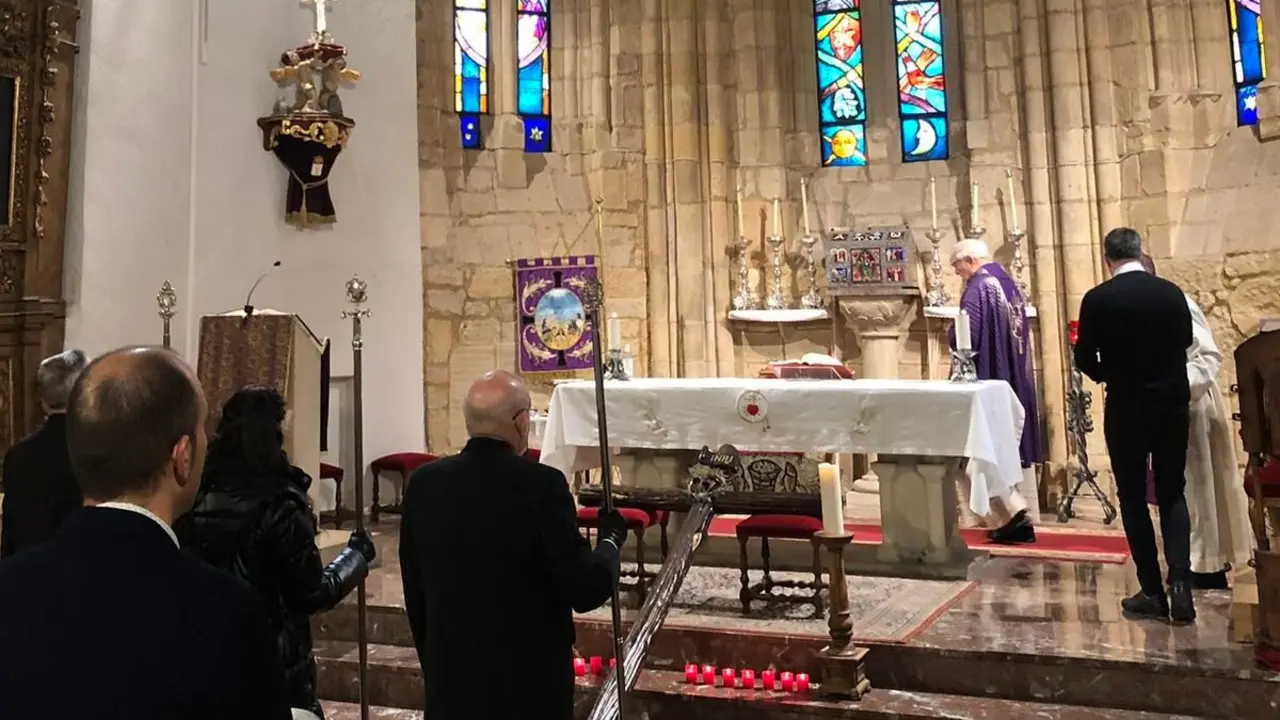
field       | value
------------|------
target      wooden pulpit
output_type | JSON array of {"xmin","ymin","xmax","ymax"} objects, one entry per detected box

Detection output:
[{"xmin": 196, "ymin": 310, "xmax": 330, "ymax": 486}]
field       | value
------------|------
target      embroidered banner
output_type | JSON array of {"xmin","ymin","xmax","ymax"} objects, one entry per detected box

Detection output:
[{"xmin": 515, "ymin": 255, "xmax": 598, "ymax": 374}]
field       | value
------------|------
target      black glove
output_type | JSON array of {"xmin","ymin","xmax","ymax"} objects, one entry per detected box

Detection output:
[
  {"xmin": 348, "ymin": 529, "xmax": 377, "ymax": 563},
  {"xmin": 595, "ymin": 508, "xmax": 628, "ymax": 550}
]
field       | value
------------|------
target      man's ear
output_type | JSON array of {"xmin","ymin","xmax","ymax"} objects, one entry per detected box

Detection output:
[{"xmin": 172, "ymin": 435, "xmax": 194, "ymax": 484}]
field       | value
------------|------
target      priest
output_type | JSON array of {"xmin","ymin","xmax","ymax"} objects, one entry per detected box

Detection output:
[
  {"xmin": 1140, "ymin": 255, "xmax": 1253, "ymax": 589},
  {"xmin": 950, "ymin": 239, "xmax": 1043, "ymax": 544}
]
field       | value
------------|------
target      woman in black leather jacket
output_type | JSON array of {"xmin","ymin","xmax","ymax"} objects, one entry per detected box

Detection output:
[{"xmin": 175, "ymin": 386, "xmax": 375, "ymax": 718}]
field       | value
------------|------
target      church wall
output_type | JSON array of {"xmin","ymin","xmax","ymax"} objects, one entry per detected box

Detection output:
[{"xmin": 66, "ymin": 0, "xmax": 426, "ymax": 509}]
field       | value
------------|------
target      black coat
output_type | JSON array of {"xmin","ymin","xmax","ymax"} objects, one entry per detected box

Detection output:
[
  {"xmin": 0, "ymin": 413, "xmax": 81, "ymax": 558},
  {"xmin": 0, "ymin": 506, "xmax": 291, "ymax": 719},
  {"xmin": 175, "ymin": 459, "xmax": 365, "ymax": 718},
  {"xmin": 400, "ymin": 437, "xmax": 620, "ymax": 720}
]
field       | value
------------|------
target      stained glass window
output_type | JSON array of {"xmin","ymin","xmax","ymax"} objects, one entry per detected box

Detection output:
[
  {"xmin": 814, "ymin": 0, "xmax": 867, "ymax": 167},
  {"xmin": 518, "ymin": 0, "xmax": 552, "ymax": 152},
  {"xmin": 454, "ymin": 0, "xmax": 489, "ymax": 149},
  {"xmin": 892, "ymin": 0, "xmax": 948, "ymax": 162},
  {"xmin": 1228, "ymin": 0, "xmax": 1266, "ymax": 126}
]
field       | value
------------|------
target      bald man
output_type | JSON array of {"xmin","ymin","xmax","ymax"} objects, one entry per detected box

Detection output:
[
  {"xmin": 400, "ymin": 370, "xmax": 626, "ymax": 720},
  {"xmin": 0, "ymin": 347, "xmax": 291, "ymax": 719}
]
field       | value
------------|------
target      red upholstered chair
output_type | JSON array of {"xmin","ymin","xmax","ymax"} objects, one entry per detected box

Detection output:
[
  {"xmin": 524, "ymin": 448, "xmax": 542, "ymax": 461},
  {"xmin": 736, "ymin": 514, "xmax": 827, "ymax": 617},
  {"xmin": 369, "ymin": 452, "xmax": 438, "ymax": 522},
  {"xmin": 577, "ymin": 506, "xmax": 667, "ymax": 602},
  {"xmin": 317, "ymin": 462, "xmax": 347, "ymax": 529},
  {"xmin": 1245, "ymin": 458, "xmax": 1280, "ymax": 543}
]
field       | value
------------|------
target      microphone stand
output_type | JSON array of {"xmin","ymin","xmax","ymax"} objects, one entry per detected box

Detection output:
[
  {"xmin": 580, "ymin": 275, "xmax": 627, "ymax": 719},
  {"xmin": 342, "ymin": 275, "xmax": 372, "ymax": 720}
]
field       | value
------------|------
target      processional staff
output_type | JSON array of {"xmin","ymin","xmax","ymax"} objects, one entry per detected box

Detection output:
[
  {"xmin": 342, "ymin": 274, "xmax": 372, "ymax": 720},
  {"xmin": 157, "ymin": 281, "xmax": 177, "ymax": 349}
]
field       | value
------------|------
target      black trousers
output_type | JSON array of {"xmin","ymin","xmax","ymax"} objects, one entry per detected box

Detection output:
[{"xmin": 1103, "ymin": 398, "xmax": 1191, "ymax": 596}]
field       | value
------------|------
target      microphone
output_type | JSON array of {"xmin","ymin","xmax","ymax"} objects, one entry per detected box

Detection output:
[{"xmin": 242, "ymin": 261, "xmax": 283, "ymax": 326}]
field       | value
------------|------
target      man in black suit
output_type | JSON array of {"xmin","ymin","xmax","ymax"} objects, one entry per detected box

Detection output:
[
  {"xmin": 1, "ymin": 349, "xmax": 88, "ymax": 558},
  {"xmin": 0, "ymin": 346, "xmax": 291, "ymax": 719},
  {"xmin": 400, "ymin": 370, "xmax": 626, "ymax": 719},
  {"xmin": 1075, "ymin": 228, "xmax": 1196, "ymax": 623}
]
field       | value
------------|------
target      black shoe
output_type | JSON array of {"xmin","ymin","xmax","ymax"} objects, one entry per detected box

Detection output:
[
  {"xmin": 986, "ymin": 510, "xmax": 1036, "ymax": 545},
  {"xmin": 1190, "ymin": 570, "xmax": 1229, "ymax": 590},
  {"xmin": 1121, "ymin": 590, "xmax": 1169, "ymax": 620},
  {"xmin": 1169, "ymin": 579, "xmax": 1197, "ymax": 625}
]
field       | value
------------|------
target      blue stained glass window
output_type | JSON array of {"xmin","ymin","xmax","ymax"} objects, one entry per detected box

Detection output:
[
  {"xmin": 892, "ymin": 0, "xmax": 948, "ymax": 162},
  {"xmin": 455, "ymin": 0, "xmax": 489, "ymax": 148},
  {"xmin": 1228, "ymin": 0, "xmax": 1266, "ymax": 126},
  {"xmin": 518, "ymin": 0, "xmax": 552, "ymax": 152},
  {"xmin": 814, "ymin": 0, "xmax": 866, "ymax": 167}
]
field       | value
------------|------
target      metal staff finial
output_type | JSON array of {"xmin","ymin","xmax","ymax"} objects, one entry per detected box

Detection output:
[
  {"xmin": 341, "ymin": 273, "xmax": 372, "ymax": 720},
  {"xmin": 157, "ymin": 281, "xmax": 177, "ymax": 349}
]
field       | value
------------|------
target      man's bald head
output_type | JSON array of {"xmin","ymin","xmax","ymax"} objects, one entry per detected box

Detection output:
[
  {"xmin": 67, "ymin": 346, "xmax": 207, "ymax": 503},
  {"xmin": 463, "ymin": 370, "xmax": 532, "ymax": 452}
]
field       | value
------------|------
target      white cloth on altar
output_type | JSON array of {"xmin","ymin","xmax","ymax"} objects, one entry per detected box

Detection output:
[{"xmin": 540, "ymin": 377, "xmax": 1025, "ymax": 516}]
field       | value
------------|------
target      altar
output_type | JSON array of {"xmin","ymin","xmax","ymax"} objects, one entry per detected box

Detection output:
[{"xmin": 540, "ymin": 377, "xmax": 1026, "ymax": 576}]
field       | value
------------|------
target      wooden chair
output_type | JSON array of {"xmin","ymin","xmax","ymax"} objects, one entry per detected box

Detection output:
[
  {"xmin": 1234, "ymin": 330, "xmax": 1280, "ymax": 547},
  {"xmin": 317, "ymin": 462, "xmax": 348, "ymax": 529},
  {"xmin": 736, "ymin": 514, "xmax": 826, "ymax": 618},
  {"xmin": 576, "ymin": 507, "xmax": 669, "ymax": 602},
  {"xmin": 368, "ymin": 452, "xmax": 438, "ymax": 522}
]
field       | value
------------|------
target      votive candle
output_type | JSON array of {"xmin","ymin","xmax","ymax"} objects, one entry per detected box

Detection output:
[
  {"xmin": 796, "ymin": 673, "xmax": 810, "ymax": 692},
  {"xmin": 685, "ymin": 664, "xmax": 698, "ymax": 684},
  {"xmin": 589, "ymin": 656, "xmax": 603, "ymax": 675},
  {"xmin": 780, "ymin": 671, "xmax": 794, "ymax": 692},
  {"xmin": 574, "ymin": 658, "xmax": 587, "ymax": 677},
  {"xmin": 701, "ymin": 665, "xmax": 715, "ymax": 685},
  {"xmin": 761, "ymin": 670, "xmax": 775, "ymax": 690},
  {"xmin": 721, "ymin": 668, "xmax": 735, "ymax": 688},
  {"xmin": 741, "ymin": 669, "xmax": 756, "ymax": 689}
]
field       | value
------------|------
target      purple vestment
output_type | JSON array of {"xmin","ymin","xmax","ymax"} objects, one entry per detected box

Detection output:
[{"xmin": 950, "ymin": 262, "xmax": 1044, "ymax": 466}]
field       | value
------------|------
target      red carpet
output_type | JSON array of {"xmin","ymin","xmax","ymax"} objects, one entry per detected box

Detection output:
[{"xmin": 707, "ymin": 517, "xmax": 1132, "ymax": 564}]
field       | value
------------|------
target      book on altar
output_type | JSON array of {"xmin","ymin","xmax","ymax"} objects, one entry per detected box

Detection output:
[
  {"xmin": 760, "ymin": 353, "xmax": 854, "ymax": 380},
  {"xmin": 195, "ymin": 309, "xmax": 331, "ymax": 487}
]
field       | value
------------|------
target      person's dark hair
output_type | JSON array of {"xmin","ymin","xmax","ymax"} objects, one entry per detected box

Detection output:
[
  {"xmin": 67, "ymin": 347, "xmax": 201, "ymax": 501},
  {"xmin": 1103, "ymin": 227, "xmax": 1144, "ymax": 263},
  {"xmin": 1140, "ymin": 254, "xmax": 1157, "ymax": 275},
  {"xmin": 207, "ymin": 386, "xmax": 289, "ymax": 477}
]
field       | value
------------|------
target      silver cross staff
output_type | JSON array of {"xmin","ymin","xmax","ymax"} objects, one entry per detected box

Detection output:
[{"xmin": 302, "ymin": 0, "xmax": 334, "ymax": 42}]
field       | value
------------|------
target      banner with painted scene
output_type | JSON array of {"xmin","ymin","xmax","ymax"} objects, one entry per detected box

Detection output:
[{"xmin": 515, "ymin": 255, "xmax": 598, "ymax": 374}]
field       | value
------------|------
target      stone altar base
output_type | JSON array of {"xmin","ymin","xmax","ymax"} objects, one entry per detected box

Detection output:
[{"xmin": 314, "ymin": 524, "xmax": 1280, "ymax": 719}]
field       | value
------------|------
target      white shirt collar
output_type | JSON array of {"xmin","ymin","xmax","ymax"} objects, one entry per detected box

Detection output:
[
  {"xmin": 1112, "ymin": 260, "xmax": 1146, "ymax": 276},
  {"xmin": 95, "ymin": 502, "xmax": 180, "ymax": 548}
]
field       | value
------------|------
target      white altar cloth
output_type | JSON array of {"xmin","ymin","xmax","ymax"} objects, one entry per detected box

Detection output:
[{"xmin": 541, "ymin": 377, "xmax": 1026, "ymax": 516}]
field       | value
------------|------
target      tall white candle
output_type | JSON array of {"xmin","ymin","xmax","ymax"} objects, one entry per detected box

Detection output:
[
  {"xmin": 608, "ymin": 312, "xmax": 621, "ymax": 349},
  {"xmin": 772, "ymin": 198, "xmax": 781, "ymax": 236},
  {"xmin": 801, "ymin": 178, "xmax": 812, "ymax": 236},
  {"xmin": 970, "ymin": 182, "xmax": 980, "ymax": 228},
  {"xmin": 736, "ymin": 185, "xmax": 745, "ymax": 236},
  {"xmin": 1006, "ymin": 169, "xmax": 1019, "ymax": 232},
  {"xmin": 818, "ymin": 463, "xmax": 845, "ymax": 536},
  {"xmin": 956, "ymin": 310, "xmax": 973, "ymax": 352},
  {"xmin": 929, "ymin": 176, "xmax": 938, "ymax": 230}
]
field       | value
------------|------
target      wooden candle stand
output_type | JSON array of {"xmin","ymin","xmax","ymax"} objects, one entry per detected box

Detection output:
[{"xmin": 813, "ymin": 531, "xmax": 871, "ymax": 700}]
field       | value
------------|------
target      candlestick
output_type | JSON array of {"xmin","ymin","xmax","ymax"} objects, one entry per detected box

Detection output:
[
  {"xmin": 764, "ymin": 233, "xmax": 788, "ymax": 310},
  {"xmin": 736, "ymin": 185, "xmax": 745, "ymax": 235},
  {"xmin": 814, "ymin": 531, "xmax": 872, "ymax": 700},
  {"xmin": 1008, "ymin": 228, "xmax": 1028, "ymax": 296},
  {"xmin": 970, "ymin": 181, "xmax": 980, "ymax": 229},
  {"xmin": 818, "ymin": 463, "xmax": 844, "ymax": 536},
  {"xmin": 929, "ymin": 176, "xmax": 938, "ymax": 231},
  {"xmin": 608, "ymin": 312, "xmax": 621, "ymax": 349},
  {"xmin": 1006, "ymin": 169, "xmax": 1019, "ymax": 232},
  {"xmin": 925, "ymin": 228, "xmax": 950, "ymax": 307},
  {"xmin": 772, "ymin": 198, "xmax": 781, "ymax": 236},
  {"xmin": 731, "ymin": 235, "xmax": 758, "ymax": 311},
  {"xmin": 801, "ymin": 178, "xmax": 812, "ymax": 236},
  {"xmin": 799, "ymin": 233, "xmax": 823, "ymax": 310},
  {"xmin": 956, "ymin": 310, "xmax": 972, "ymax": 352}
]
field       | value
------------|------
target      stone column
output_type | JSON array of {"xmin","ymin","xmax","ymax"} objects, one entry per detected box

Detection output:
[
  {"xmin": 641, "ymin": 0, "xmax": 675, "ymax": 377},
  {"xmin": 838, "ymin": 296, "xmax": 919, "ymax": 493},
  {"xmin": 489, "ymin": 0, "xmax": 526, "ymax": 189},
  {"xmin": 1149, "ymin": 0, "xmax": 1198, "ymax": 91}
]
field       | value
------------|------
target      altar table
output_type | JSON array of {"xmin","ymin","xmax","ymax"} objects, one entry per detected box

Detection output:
[{"xmin": 541, "ymin": 377, "xmax": 1026, "ymax": 573}]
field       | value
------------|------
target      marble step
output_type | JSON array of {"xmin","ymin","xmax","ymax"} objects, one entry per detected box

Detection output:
[
  {"xmin": 320, "ymin": 701, "xmax": 421, "ymax": 719},
  {"xmin": 313, "ymin": 642, "xmax": 1199, "ymax": 720}
]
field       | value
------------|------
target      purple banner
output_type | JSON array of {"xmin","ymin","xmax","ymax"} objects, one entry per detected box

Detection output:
[{"xmin": 515, "ymin": 255, "xmax": 598, "ymax": 374}]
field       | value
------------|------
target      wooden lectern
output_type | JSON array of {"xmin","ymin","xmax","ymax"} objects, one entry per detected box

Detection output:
[{"xmin": 196, "ymin": 310, "xmax": 330, "ymax": 485}]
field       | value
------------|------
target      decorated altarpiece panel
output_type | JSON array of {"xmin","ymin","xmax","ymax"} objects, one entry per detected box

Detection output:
[{"xmin": 0, "ymin": 1, "xmax": 78, "ymax": 464}]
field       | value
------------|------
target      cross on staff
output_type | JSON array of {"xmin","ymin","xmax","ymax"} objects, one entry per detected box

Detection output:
[{"xmin": 301, "ymin": 0, "xmax": 335, "ymax": 41}]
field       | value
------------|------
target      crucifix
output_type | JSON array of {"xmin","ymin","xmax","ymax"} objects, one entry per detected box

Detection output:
[{"xmin": 302, "ymin": 0, "xmax": 335, "ymax": 42}]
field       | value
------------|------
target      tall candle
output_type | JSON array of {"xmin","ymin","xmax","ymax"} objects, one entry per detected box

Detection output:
[
  {"xmin": 772, "ymin": 198, "xmax": 781, "ymax": 236},
  {"xmin": 801, "ymin": 178, "xmax": 812, "ymax": 236},
  {"xmin": 956, "ymin": 310, "xmax": 973, "ymax": 352},
  {"xmin": 608, "ymin": 312, "xmax": 621, "ymax": 349},
  {"xmin": 818, "ymin": 462, "xmax": 844, "ymax": 536},
  {"xmin": 736, "ymin": 185, "xmax": 745, "ymax": 236},
  {"xmin": 970, "ymin": 182, "xmax": 980, "ymax": 228},
  {"xmin": 929, "ymin": 176, "xmax": 938, "ymax": 230},
  {"xmin": 1006, "ymin": 169, "xmax": 1019, "ymax": 232}
]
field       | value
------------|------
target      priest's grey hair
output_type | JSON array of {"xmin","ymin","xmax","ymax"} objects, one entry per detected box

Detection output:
[
  {"xmin": 950, "ymin": 239, "xmax": 991, "ymax": 264},
  {"xmin": 37, "ymin": 349, "xmax": 88, "ymax": 411},
  {"xmin": 463, "ymin": 370, "xmax": 531, "ymax": 437}
]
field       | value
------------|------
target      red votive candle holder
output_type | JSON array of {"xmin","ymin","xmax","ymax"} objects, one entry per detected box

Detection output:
[
  {"xmin": 684, "ymin": 664, "xmax": 698, "ymax": 684},
  {"xmin": 796, "ymin": 673, "xmax": 810, "ymax": 692},
  {"xmin": 573, "ymin": 658, "xmax": 587, "ymax": 677},
  {"xmin": 721, "ymin": 668, "xmax": 735, "ymax": 688},
  {"xmin": 701, "ymin": 665, "xmax": 715, "ymax": 685},
  {"xmin": 761, "ymin": 670, "xmax": 775, "ymax": 690},
  {"xmin": 780, "ymin": 671, "xmax": 794, "ymax": 692},
  {"xmin": 609, "ymin": 658, "xmax": 616, "ymax": 669},
  {"xmin": 589, "ymin": 656, "xmax": 603, "ymax": 675},
  {"xmin": 741, "ymin": 669, "xmax": 755, "ymax": 689}
]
